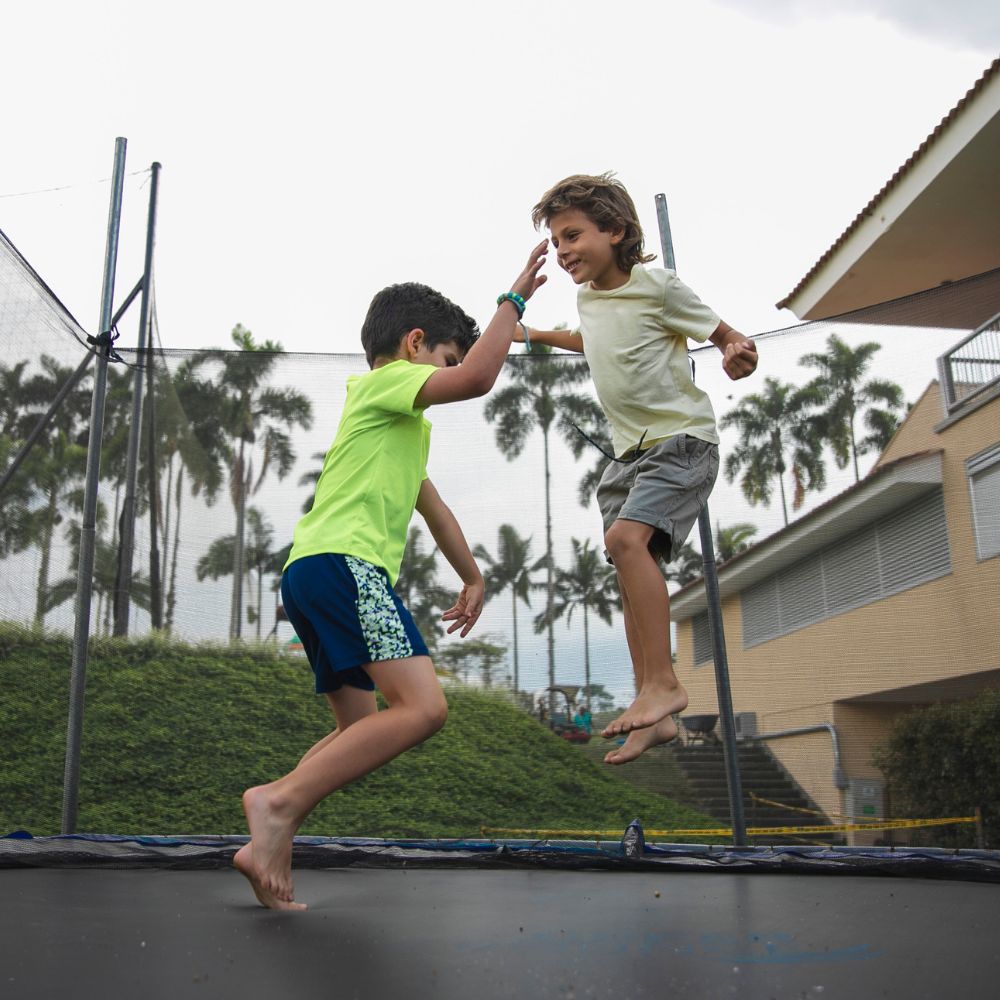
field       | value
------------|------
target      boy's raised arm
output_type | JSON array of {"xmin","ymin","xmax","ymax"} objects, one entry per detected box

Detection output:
[
  {"xmin": 416, "ymin": 241, "xmax": 548, "ymax": 407},
  {"xmin": 415, "ymin": 479, "xmax": 484, "ymax": 637}
]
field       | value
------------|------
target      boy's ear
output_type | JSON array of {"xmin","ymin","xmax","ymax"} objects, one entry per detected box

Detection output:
[
  {"xmin": 609, "ymin": 226, "xmax": 626, "ymax": 246},
  {"xmin": 403, "ymin": 328, "xmax": 425, "ymax": 358}
]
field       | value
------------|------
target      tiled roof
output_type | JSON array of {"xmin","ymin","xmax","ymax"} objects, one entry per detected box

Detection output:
[{"xmin": 776, "ymin": 57, "xmax": 1000, "ymax": 312}]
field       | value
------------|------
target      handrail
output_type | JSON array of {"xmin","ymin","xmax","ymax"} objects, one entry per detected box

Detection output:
[{"xmin": 752, "ymin": 723, "xmax": 848, "ymax": 790}]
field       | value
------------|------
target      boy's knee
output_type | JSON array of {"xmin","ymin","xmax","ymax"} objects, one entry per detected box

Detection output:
[
  {"xmin": 604, "ymin": 521, "xmax": 650, "ymax": 562},
  {"xmin": 421, "ymin": 692, "xmax": 449, "ymax": 735}
]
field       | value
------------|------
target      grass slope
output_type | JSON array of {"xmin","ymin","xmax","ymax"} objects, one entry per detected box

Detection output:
[{"xmin": 0, "ymin": 626, "xmax": 716, "ymax": 839}]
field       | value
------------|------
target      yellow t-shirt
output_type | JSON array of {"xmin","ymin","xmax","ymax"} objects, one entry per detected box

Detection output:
[
  {"xmin": 285, "ymin": 360, "xmax": 436, "ymax": 585},
  {"xmin": 577, "ymin": 265, "xmax": 721, "ymax": 457}
]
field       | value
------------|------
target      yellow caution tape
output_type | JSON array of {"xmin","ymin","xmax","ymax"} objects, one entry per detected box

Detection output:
[{"xmin": 481, "ymin": 815, "xmax": 976, "ymax": 840}]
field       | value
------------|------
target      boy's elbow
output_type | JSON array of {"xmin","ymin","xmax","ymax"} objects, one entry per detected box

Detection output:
[{"xmin": 464, "ymin": 369, "xmax": 499, "ymax": 399}]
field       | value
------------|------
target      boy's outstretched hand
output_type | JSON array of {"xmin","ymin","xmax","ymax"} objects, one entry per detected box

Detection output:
[
  {"xmin": 441, "ymin": 579, "xmax": 485, "ymax": 638},
  {"xmin": 722, "ymin": 338, "xmax": 758, "ymax": 381},
  {"xmin": 509, "ymin": 240, "xmax": 549, "ymax": 304}
]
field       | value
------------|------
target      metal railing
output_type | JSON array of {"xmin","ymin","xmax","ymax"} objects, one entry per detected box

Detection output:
[{"xmin": 937, "ymin": 310, "xmax": 1000, "ymax": 412}]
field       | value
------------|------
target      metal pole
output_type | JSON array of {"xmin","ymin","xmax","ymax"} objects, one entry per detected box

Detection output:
[
  {"xmin": 113, "ymin": 161, "xmax": 161, "ymax": 636},
  {"xmin": 654, "ymin": 192, "xmax": 747, "ymax": 846},
  {"xmin": 146, "ymin": 295, "xmax": 163, "ymax": 629},
  {"xmin": 62, "ymin": 137, "xmax": 128, "ymax": 834}
]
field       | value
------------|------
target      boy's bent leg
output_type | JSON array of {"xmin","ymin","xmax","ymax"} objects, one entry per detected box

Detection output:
[
  {"xmin": 236, "ymin": 657, "xmax": 446, "ymax": 909},
  {"xmin": 601, "ymin": 518, "xmax": 687, "ymax": 742},
  {"xmin": 298, "ymin": 687, "xmax": 378, "ymax": 766}
]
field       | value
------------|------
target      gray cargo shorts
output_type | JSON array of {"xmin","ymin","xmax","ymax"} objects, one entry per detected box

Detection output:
[{"xmin": 596, "ymin": 434, "xmax": 719, "ymax": 565}]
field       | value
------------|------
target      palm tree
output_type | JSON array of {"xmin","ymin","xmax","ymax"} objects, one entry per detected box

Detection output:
[
  {"xmin": 0, "ymin": 361, "xmax": 40, "ymax": 559},
  {"xmin": 45, "ymin": 522, "xmax": 152, "ymax": 634},
  {"xmin": 665, "ymin": 541, "xmax": 703, "ymax": 587},
  {"xmin": 156, "ymin": 359, "xmax": 229, "ymax": 634},
  {"xmin": 799, "ymin": 333, "xmax": 905, "ymax": 481},
  {"xmin": 437, "ymin": 635, "xmax": 508, "ymax": 687},
  {"xmin": 195, "ymin": 507, "xmax": 286, "ymax": 641},
  {"xmin": 473, "ymin": 524, "xmax": 544, "ymax": 697},
  {"xmin": 714, "ymin": 520, "xmax": 758, "ymax": 564},
  {"xmin": 17, "ymin": 356, "xmax": 92, "ymax": 626},
  {"xmin": 187, "ymin": 325, "xmax": 312, "ymax": 639},
  {"xmin": 298, "ymin": 451, "xmax": 327, "ymax": 513},
  {"xmin": 556, "ymin": 395, "xmax": 612, "ymax": 508},
  {"xmin": 860, "ymin": 406, "xmax": 904, "ymax": 456},
  {"xmin": 394, "ymin": 526, "xmax": 452, "ymax": 654},
  {"xmin": 719, "ymin": 376, "xmax": 826, "ymax": 526},
  {"xmin": 483, "ymin": 347, "xmax": 593, "ymax": 701},
  {"xmin": 533, "ymin": 537, "xmax": 618, "ymax": 701}
]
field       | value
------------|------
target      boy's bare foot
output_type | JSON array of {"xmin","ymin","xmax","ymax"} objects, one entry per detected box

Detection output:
[
  {"xmin": 604, "ymin": 716, "xmax": 679, "ymax": 765},
  {"xmin": 233, "ymin": 842, "xmax": 306, "ymax": 911},
  {"xmin": 601, "ymin": 683, "xmax": 688, "ymax": 738},
  {"xmin": 234, "ymin": 787, "xmax": 307, "ymax": 911}
]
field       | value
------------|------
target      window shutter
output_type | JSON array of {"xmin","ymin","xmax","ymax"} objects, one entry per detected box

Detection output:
[{"xmin": 968, "ymin": 445, "xmax": 1000, "ymax": 561}]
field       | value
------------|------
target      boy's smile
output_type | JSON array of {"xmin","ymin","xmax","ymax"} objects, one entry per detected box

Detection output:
[{"xmin": 548, "ymin": 208, "xmax": 630, "ymax": 291}]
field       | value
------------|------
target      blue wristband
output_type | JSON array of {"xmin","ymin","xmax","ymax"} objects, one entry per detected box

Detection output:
[{"xmin": 497, "ymin": 291, "xmax": 526, "ymax": 319}]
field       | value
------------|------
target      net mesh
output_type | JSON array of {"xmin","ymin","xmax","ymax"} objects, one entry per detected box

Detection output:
[{"xmin": 1, "ymin": 228, "xmax": 998, "ymax": 853}]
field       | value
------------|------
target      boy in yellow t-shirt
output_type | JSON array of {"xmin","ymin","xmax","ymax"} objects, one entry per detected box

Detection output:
[
  {"xmin": 521, "ymin": 173, "xmax": 757, "ymax": 766},
  {"xmin": 234, "ymin": 241, "xmax": 548, "ymax": 910}
]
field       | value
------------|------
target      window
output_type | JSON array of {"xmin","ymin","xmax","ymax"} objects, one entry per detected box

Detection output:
[
  {"xmin": 692, "ymin": 612, "xmax": 712, "ymax": 665},
  {"xmin": 968, "ymin": 444, "xmax": 1000, "ymax": 561},
  {"xmin": 742, "ymin": 491, "xmax": 951, "ymax": 648}
]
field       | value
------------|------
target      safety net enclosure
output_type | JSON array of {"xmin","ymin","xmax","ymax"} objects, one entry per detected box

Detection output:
[{"xmin": 2, "ymin": 217, "xmax": 1000, "ymax": 857}]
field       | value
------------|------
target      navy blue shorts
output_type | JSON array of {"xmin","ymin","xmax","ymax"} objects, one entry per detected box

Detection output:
[{"xmin": 280, "ymin": 553, "xmax": 429, "ymax": 694}]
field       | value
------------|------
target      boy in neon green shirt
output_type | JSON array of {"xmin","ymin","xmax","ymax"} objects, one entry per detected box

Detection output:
[{"xmin": 234, "ymin": 242, "xmax": 548, "ymax": 910}]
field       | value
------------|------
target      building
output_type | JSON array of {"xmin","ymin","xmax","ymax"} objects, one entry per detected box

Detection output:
[
  {"xmin": 673, "ymin": 342, "xmax": 999, "ymax": 835},
  {"xmin": 672, "ymin": 58, "xmax": 1000, "ymax": 839}
]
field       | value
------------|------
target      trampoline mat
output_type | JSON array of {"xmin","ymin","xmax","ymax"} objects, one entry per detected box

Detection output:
[{"xmin": 3, "ymin": 865, "xmax": 999, "ymax": 999}]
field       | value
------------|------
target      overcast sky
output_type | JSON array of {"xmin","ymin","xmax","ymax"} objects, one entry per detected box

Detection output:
[{"xmin": 2, "ymin": 1, "xmax": 996, "ymax": 357}]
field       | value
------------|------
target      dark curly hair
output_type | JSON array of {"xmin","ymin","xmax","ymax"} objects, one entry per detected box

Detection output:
[
  {"xmin": 531, "ymin": 172, "xmax": 655, "ymax": 273},
  {"xmin": 360, "ymin": 282, "xmax": 480, "ymax": 368}
]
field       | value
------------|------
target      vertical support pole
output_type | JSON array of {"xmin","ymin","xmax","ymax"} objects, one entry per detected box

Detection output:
[
  {"xmin": 113, "ymin": 162, "xmax": 161, "ymax": 636},
  {"xmin": 146, "ymin": 299, "xmax": 163, "ymax": 629},
  {"xmin": 62, "ymin": 137, "xmax": 128, "ymax": 834},
  {"xmin": 654, "ymin": 193, "xmax": 747, "ymax": 847}
]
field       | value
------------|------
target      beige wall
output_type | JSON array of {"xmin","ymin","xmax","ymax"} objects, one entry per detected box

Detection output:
[{"xmin": 675, "ymin": 385, "xmax": 1000, "ymax": 836}]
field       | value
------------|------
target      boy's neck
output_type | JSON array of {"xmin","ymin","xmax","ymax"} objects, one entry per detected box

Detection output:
[{"xmin": 590, "ymin": 266, "xmax": 632, "ymax": 292}]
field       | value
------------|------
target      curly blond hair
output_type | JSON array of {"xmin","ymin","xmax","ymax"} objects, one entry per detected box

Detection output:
[{"xmin": 531, "ymin": 172, "xmax": 655, "ymax": 273}]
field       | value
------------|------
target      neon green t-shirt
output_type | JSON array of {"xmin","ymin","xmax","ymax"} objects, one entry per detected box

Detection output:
[{"xmin": 284, "ymin": 360, "xmax": 437, "ymax": 585}]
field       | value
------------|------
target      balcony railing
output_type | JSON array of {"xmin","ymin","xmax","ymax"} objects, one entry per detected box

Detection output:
[{"xmin": 938, "ymin": 310, "xmax": 1000, "ymax": 412}]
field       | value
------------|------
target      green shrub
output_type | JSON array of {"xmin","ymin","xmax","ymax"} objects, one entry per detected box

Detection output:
[{"xmin": 873, "ymin": 690, "xmax": 1000, "ymax": 848}]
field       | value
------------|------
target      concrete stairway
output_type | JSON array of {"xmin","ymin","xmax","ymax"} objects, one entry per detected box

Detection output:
[{"xmin": 671, "ymin": 741, "xmax": 840, "ymax": 844}]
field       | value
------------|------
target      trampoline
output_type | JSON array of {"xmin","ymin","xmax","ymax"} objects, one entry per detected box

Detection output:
[
  {"xmin": 3, "ymin": 193, "xmax": 1000, "ymax": 1000},
  {"xmin": 3, "ymin": 830, "xmax": 999, "ymax": 999}
]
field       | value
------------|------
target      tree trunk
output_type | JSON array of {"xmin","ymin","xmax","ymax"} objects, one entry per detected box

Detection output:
[
  {"xmin": 256, "ymin": 564, "xmax": 263, "ymax": 641},
  {"xmin": 511, "ymin": 587, "xmax": 520, "ymax": 697},
  {"xmin": 543, "ymin": 425, "xmax": 556, "ymax": 716},
  {"xmin": 34, "ymin": 487, "xmax": 57, "ymax": 628},
  {"xmin": 165, "ymin": 465, "xmax": 183, "ymax": 635},
  {"xmin": 849, "ymin": 405, "xmax": 861, "ymax": 482},
  {"xmin": 230, "ymin": 443, "xmax": 247, "ymax": 641}
]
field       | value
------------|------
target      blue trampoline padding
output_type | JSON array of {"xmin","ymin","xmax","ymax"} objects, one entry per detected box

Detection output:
[{"xmin": 3, "ymin": 824, "xmax": 1000, "ymax": 881}]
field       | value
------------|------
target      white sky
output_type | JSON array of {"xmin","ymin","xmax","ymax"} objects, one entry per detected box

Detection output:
[{"xmin": 1, "ymin": 1, "xmax": 997, "ymax": 354}]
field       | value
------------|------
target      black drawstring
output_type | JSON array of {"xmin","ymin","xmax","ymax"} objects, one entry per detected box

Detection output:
[{"xmin": 570, "ymin": 425, "xmax": 647, "ymax": 464}]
